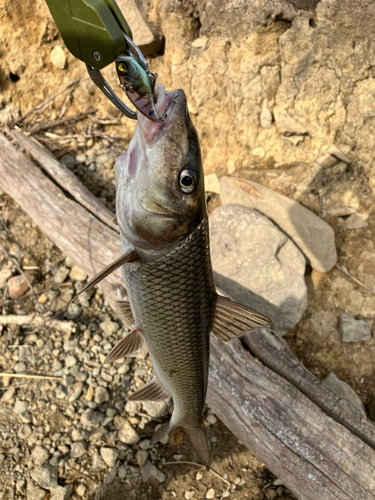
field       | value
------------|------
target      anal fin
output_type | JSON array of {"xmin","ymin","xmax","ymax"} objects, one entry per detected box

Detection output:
[
  {"xmin": 103, "ymin": 327, "xmax": 143, "ymax": 364},
  {"xmin": 212, "ymin": 296, "xmax": 271, "ymax": 344},
  {"xmin": 127, "ymin": 377, "xmax": 170, "ymax": 401},
  {"xmin": 115, "ymin": 300, "xmax": 134, "ymax": 327}
]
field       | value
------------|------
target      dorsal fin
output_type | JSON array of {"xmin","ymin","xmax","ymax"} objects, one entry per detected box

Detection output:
[{"xmin": 211, "ymin": 296, "xmax": 271, "ymax": 344}]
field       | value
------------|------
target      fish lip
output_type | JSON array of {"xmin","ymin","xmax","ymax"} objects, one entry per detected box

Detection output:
[{"xmin": 137, "ymin": 87, "xmax": 181, "ymax": 140}]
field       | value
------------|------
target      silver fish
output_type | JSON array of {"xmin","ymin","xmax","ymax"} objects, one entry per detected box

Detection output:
[{"xmin": 75, "ymin": 85, "xmax": 271, "ymax": 469}]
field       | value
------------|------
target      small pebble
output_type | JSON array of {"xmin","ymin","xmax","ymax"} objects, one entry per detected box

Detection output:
[
  {"xmin": 50, "ymin": 46, "xmax": 66, "ymax": 69},
  {"xmin": 7, "ymin": 274, "xmax": 31, "ymax": 299},
  {"xmin": 80, "ymin": 409, "xmax": 105, "ymax": 426},
  {"xmin": 118, "ymin": 422, "xmax": 140, "ymax": 444},
  {"xmin": 136, "ymin": 449, "xmax": 148, "ymax": 467},
  {"xmin": 32, "ymin": 446, "xmax": 50, "ymax": 466},
  {"xmin": 100, "ymin": 447, "xmax": 119, "ymax": 467},
  {"xmin": 17, "ymin": 424, "xmax": 32, "ymax": 440},
  {"xmin": 206, "ymin": 488, "xmax": 215, "ymax": 499},
  {"xmin": 196, "ymin": 471, "xmax": 203, "ymax": 480},
  {"xmin": 339, "ymin": 313, "xmax": 371, "ymax": 343},
  {"xmin": 100, "ymin": 319, "xmax": 120, "ymax": 336},
  {"xmin": 118, "ymin": 465, "xmax": 127, "ymax": 479},
  {"xmin": 65, "ymin": 355, "xmax": 77, "ymax": 368},
  {"xmin": 53, "ymin": 266, "xmax": 69, "ymax": 284},
  {"xmin": 206, "ymin": 414, "xmax": 217, "ymax": 425},
  {"xmin": 141, "ymin": 460, "xmax": 166, "ymax": 483},
  {"xmin": 69, "ymin": 265, "xmax": 87, "ymax": 282},
  {"xmin": 71, "ymin": 429, "xmax": 90, "ymax": 441},
  {"xmin": 76, "ymin": 484, "xmax": 86, "ymax": 497},
  {"xmin": 50, "ymin": 485, "xmax": 73, "ymax": 500},
  {"xmin": 75, "ymin": 154, "xmax": 87, "ymax": 164},
  {"xmin": 185, "ymin": 490, "xmax": 195, "ymax": 499},
  {"xmin": 14, "ymin": 400, "xmax": 29, "ymax": 415},
  {"xmin": 14, "ymin": 362, "xmax": 26, "ymax": 373},
  {"xmin": 70, "ymin": 441, "xmax": 87, "ymax": 458},
  {"xmin": 95, "ymin": 386, "xmax": 110, "ymax": 404}
]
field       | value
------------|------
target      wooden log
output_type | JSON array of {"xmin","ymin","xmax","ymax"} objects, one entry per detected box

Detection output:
[
  {"xmin": 0, "ymin": 133, "xmax": 124, "ymax": 309},
  {"xmin": 6, "ymin": 129, "xmax": 118, "ymax": 232},
  {"xmin": 1, "ymin": 132, "xmax": 375, "ymax": 499},
  {"xmin": 208, "ymin": 338, "xmax": 375, "ymax": 500}
]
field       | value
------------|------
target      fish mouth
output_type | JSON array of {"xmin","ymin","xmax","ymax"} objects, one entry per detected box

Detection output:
[{"xmin": 137, "ymin": 85, "xmax": 181, "ymax": 141}]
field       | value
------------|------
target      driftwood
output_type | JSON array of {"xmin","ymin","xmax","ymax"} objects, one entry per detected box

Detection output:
[
  {"xmin": 1, "ymin": 131, "xmax": 375, "ymax": 499},
  {"xmin": 6, "ymin": 129, "xmax": 118, "ymax": 232},
  {"xmin": 0, "ymin": 133, "xmax": 124, "ymax": 310}
]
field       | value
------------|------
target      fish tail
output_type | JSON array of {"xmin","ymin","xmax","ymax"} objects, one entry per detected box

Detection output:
[
  {"xmin": 184, "ymin": 425, "xmax": 210, "ymax": 471},
  {"xmin": 150, "ymin": 418, "xmax": 210, "ymax": 470}
]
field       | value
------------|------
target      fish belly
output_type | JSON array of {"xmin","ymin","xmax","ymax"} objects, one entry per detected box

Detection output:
[{"xmin": 123, "ymin": 219, "xmax": 216, "ymax": 427}]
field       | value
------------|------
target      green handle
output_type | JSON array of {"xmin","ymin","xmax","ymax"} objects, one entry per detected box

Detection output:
[{"xmin": 45, "ymin": 0, "xmax": 132, "ymax": 69}]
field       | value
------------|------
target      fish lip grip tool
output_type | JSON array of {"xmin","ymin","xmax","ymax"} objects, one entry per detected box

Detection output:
[{"xmin": 44, "ymin": 0, "xmax": 160, "ymax": 120}]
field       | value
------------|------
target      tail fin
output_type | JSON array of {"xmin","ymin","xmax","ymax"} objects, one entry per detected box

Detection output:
[
  {"xmin": 185, "ymin": 425, "xmax": 210, "ymax": 470},
  {"xmin": 150, "ymin": 420, "xmax": 210, "ymax": 470}
]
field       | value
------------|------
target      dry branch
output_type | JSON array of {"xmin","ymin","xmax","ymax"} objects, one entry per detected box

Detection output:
[
  {"xmin": 0, "ymin": 314, "xmax": 76, "ymax": 334},
  {"xmin": 0, "ymin": 132, "xmax": 375, "ymax": 499},
  {"xmin": 13, "ymin": 79, "xmax": 80, "ymax": 127},
  {"xmin": 0, "ymin": 373, "xmax": 62, "ymax": 381},
  {"xmin": 27, "ymin": 108, "xmax": 96, "ymax": 135}
]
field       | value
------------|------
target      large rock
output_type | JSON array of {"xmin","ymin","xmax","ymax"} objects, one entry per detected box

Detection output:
[
  {"xmin": 116, "ymin": 0, "xmax": 160, "ymax": 55},
  {"xmin": 30, "ymin": 465, "xmax": 58, "ymax": 490},
  {"xmin": 220, "ymin": 177, "xmax": 337, "ymax": 273},
  {"xmin": 210, "ymin": 205, "xmax": 307, "ymax": 336}
]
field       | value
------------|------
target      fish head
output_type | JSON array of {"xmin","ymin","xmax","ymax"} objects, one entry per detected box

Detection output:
[{"xmin": 116, "ymin": 86, "xmax": 206, "ymax": 250}]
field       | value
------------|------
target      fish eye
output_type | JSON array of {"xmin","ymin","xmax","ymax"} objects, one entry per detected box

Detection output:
[
  {"xmin": 117, "ymin": 62, "xmax": 127, "ymax": 73},
  {"xmin": 179, "ymin": 170, "xmax": 197, "ymax": 194}
]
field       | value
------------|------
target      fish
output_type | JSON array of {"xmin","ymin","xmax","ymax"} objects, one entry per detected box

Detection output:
[{"xmin": 74, "ymin": 84, "xmax": 271, "ymax": 469}]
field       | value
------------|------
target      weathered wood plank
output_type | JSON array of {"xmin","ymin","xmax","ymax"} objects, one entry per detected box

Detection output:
[
  {"xmin": 0, "ymin": 133, "xmax": 124, "ymax": 309},
  {"xmin": 243, "ymin": 329, "xmax": 375, "ymax": 453},
  {"xmin": 208, "ymin": 338, "xmax": 375, "ymax": 500},
  {"xmin": 6, "ymin": 129, "xmax": 118, "ymax": 232}
]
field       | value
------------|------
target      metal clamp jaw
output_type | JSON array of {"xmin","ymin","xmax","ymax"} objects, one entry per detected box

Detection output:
[{"xmin": 44, "ymin": 0, "xmax": 157, "ymax": 120}]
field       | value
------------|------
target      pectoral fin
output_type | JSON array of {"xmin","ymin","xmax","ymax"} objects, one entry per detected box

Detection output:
[
  {"xmin": 211, "ymin": 296, "xmax": 271, "ymax": 344},
  {"xmin": 127, "ymin": 377, "xmax": 170, "ymax": 401},
  {"xmin": 115, "ymin": 300, "xmax": 134, "ymax": 327},
  {"xmin": 103, "ymin": 327, "xmax": 143, "ymax": 364},
  {"xmin": 70, "ymin": 249, "xmax": 138, "ymax": 304}
]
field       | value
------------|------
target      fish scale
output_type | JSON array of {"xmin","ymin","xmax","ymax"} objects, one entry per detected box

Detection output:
[{"xmin": 123, "ymin": 218, "xmax": 216, "ymax": 426}]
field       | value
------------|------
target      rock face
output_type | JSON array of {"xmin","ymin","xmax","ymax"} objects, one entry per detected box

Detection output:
[
  {"xmin": 220, "ymin": 177, "xmax": 337, "ymax": 273},
  {"xmin": 339, "ymin": 313, "xmax": 371, "ymax": 343},
  {"xmin": 210, "ymin": 205, "xmax": 307, "ymax": 336}
]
